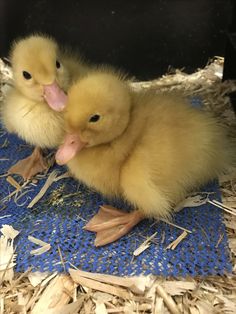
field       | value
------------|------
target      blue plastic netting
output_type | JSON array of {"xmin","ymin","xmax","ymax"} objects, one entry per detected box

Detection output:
[{"xmin": 0, "ymin": 96, "xmax": 232, "ymax": 276}]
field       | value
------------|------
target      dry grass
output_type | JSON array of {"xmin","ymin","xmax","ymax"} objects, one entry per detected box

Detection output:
[{"xmin": 1, "ymin": 58, "xmax": 236, "ymax": 313}]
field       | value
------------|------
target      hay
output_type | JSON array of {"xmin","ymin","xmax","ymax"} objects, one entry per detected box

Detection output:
[{"xmin": 1, "ymin": 57, "xmax": 236, "ymax": 313}]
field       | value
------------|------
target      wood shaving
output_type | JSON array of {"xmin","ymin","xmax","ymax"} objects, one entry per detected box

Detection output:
[
  {"xmin": 27, "ymin": 272, "xmax": 50, "ymax": 287},
  {"xmin": 28, "ymin": 236, "xmax": 51, "ymax": 256},
  {"xmin": 30, "ymin": 275, "xmax": 74, "ymax": 314},
  {"xmin": 0, "ymin": 225, "xmax": 19, "ymax": 282},
  {"xmin": 216, "ymin": 294, "xmax": 236, "ymax": 313},
  {"xmin": 161, "ymin": 281, "xmax": 197, "ymax": 296},
  {"xmin": 156, "ymin": 283, "xmax": 181, "ymax": 314},
  {"xmin": 133, "ymin": 232, "xmax": 157, "ymax": 256},
  {"xmin": 166, "ymin": 231, "xmax": 188, "ymax": 250},
  {"xmin": 160, "ymin": 218, "xmax": 192, "ymax": 233},
  {"xmin": 208, "ymin": 199, "xmax": 236, "ymax": 216},
  {"xmin": 30, "ymin": 244, "xmax": 51, "ymax": 256},
  {"xmin": 47, "ymin": 297, "xmax": 85, "ymax": 314},
  {"xmin": 94, "ymin": 301, "xmax": 107, "ymax": 314},
  {"xmin": 28, "ymin": 236, "xmax": 50, "ymax": 247},
  {"xmin": 0, "ymin": 225, "xmax": 19, "ymax": 239},
  {"xmin": 27, "ymin": 171, "xmax": 70, "ymax": 208},
  {"xmin": 0, "ymin": 180, "xmax": 30, "ymax": 204},
  {"xmin": 6, "ymin": 176, "xmax": 21, "ymax": 190},
  {"xmin": 70, "ymin": 270, "xmax": 132, "ymax": 299},
  {"xmin": 69, "ymin": 268, "xmax": 153, "ymax": 295}
]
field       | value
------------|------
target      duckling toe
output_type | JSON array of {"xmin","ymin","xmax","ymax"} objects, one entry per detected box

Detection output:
[
  {"xmin": 84, "ymin": 205, "xmax": 144, "ymax": 246},
  {"xmin": 8, "ymin": 147, "xmax": 49, "ymax": 180}
]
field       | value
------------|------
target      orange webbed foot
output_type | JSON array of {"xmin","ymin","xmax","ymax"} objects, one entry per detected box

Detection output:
[
  {"xmin": 84, "ymin": 205, "xmax": 144, "ymax": 246},
  {"xmin": 8, "ymin": 147, "xmax": 49, "ymax": 180}
]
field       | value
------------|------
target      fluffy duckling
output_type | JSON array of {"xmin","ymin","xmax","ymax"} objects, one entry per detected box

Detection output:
[
  {"xmin": 1, "ymin": 34, "xmax": 90, "ymax": 179},
  {"xmin": 56, "ymin": 70, "xmax": 235, "ymax": 246}
]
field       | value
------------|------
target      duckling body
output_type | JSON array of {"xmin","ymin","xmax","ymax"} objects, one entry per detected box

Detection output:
[{"xmin": 56, "ymin": 71, "xmax": 235, "ymax": 245}]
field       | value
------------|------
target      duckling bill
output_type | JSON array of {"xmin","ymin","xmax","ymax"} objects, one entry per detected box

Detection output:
[
  {"xmin": 43, "ymin": 80, "xmax": 68, "ymax": 112},
  {"xmin": 56, "ymin": 69, "xmax": 236, "ymax": 246}
]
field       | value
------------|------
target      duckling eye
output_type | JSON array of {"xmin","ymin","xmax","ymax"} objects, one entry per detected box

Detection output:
[
  {"xmin": 22, "ymin": 71, "xmax": 32, "ymax": 80},
  {"xmin": 89, "ymin": 114, "xmax": 100, "ymax": 123},
  {"xmin": 56, "ymin": 60, "xmax": 61, "ymax": 69}
]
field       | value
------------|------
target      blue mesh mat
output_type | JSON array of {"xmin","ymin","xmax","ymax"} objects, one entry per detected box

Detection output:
[{"xmin": 0, "ymin": 96, "xmax": 232, "ymax": 276}]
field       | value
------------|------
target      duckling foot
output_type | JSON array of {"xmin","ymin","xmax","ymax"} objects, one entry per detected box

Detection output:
[
  {"xmin": 84, "ymin": 205, "xmax": 144, "ymax": 246},
  {"xmin": 8, "ymin": 147, "xmax": 49, "ymax": 180}
]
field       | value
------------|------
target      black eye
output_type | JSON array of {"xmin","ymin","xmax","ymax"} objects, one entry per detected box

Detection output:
[
  {"xmin": 22, "ymin": 71, "xmax": 32, "ymax": 80},
  {"xmin": 56, "ymin": 60, "xmax": 61, "ymax": 69},
  {"xmin": 89, "ymin": 114, "xmax": 100, "ymax": 123}
]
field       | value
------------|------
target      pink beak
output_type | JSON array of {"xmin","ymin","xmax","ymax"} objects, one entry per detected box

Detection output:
[
  {"xmin": 56, "ymin": 133, "xmax": 86, "ymax": 165},
  {"xmin": 43, "ymin": 81, "xmax": 68, "ymax": 112}
]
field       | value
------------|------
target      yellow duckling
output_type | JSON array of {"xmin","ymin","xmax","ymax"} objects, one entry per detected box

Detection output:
[
  {"xmin": 1, "ymin": 34, "xmax": 90, "ymax": 179},
  {"xmin": 56, "ymin": 69, "xmax": 235, "ymax": 246}
]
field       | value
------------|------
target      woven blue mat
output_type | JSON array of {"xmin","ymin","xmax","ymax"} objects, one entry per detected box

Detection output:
[{"xmin": 0, "ymin": 96, "xmax": 232, "ymax": 276}]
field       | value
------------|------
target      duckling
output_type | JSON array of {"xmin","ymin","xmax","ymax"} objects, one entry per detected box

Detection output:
[
  {"xmin": 56, "ymin": 69, "xmax": 236, "ymax": 246},
  {"xmin": 1, "ymin": 34, "xmax": 90, "ymax": 179}
]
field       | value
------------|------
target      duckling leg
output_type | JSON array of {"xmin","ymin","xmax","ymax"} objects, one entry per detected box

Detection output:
[
  {"xmin": 84, "ymin": 205, "xmax": 144, "ymax": 246},
  {"xmin": 8, "ymin": 147, "xmax": 48, "ymax": 180}
]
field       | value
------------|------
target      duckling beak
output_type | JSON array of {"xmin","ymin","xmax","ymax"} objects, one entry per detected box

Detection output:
[
  {"xmin": 56, "ymin": 133, "xmax": 86, "ymax": 165},
  {"xmin": 43, "ymin": 81, "xmax": 68, "ymax": 112}
]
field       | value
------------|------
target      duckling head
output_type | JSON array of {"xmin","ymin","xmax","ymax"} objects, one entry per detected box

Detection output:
[
  {"xmin": 10, "ymin": 34, "xmax": 69, "ymax": 111},
  {"xmin": 56, "ymin": 71, "xmax": 131, "ymax": 164}
]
